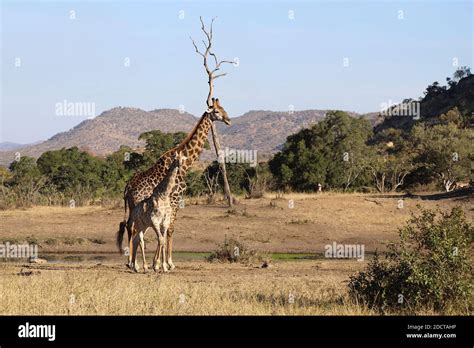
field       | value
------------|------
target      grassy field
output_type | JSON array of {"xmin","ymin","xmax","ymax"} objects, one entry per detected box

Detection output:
[
  {"xmin": 0, "ymin": 260, "xmax": 372, "ymax": 315},
  {"xmin": 0, "ymin": 192, "xmax": 472, "ymax": 315}
]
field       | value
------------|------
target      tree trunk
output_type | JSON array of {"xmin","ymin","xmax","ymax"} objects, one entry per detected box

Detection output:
[
  {"xmin": 210, "ymin": 124, "xmax": 233, "ymax": 207},
  {"xmin": 207, "ymin": 87, "xmax": 233, "ymax": 208},
  {"xmin": 192, "ymin": 17, "xmax": 234, "ymax": 208}
]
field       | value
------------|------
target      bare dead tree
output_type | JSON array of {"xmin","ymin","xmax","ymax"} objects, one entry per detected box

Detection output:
[
  {"xmin": 204, "ymin": 170, "xmax": 220, "ymax": 204},
  {"xmin": 245, "ymin": 169, "xmax": 268, "ymax": 199},
  {"xmin": 191, "ymin": 16, "xmax": 234, "ymax": 207}
]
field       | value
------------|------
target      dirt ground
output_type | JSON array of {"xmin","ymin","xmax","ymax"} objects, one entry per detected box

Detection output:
[{"xmin": 0, "ymin": 192, "xmax": 472, "ymax": 254}]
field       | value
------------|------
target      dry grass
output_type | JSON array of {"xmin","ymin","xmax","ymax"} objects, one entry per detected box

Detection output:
[
  {"xmin": 1, "ymin": 259, "xmax": 465, "ymax": 315},
  {"xmin": 0, "ymin": 260, "xmax": 374, "ymax": 315}
]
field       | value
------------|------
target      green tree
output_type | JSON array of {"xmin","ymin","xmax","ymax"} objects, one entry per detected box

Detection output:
[
  {"xmin": 439, "ymin": 107, "xmax": 468, "ymax": 128},
  {"xmin": 138, "ymin": 130, "xmax": 187, "ymax": 168},
  {"xmin": 7, "ymin": 157, "xmax": 45, "ymax": 206},
  {"xmin": 0, "ymin": 165, "xmax": 12, "ymax": 185},
  {"xmin": 101, "ymin": 146, "xmax": 135, "ymax": 196},
  {"xmin": 185, "ymin": 169, "xmax": 207, "ymax": 197},
  {"xmin": 423, "ymin": 81, "xmax": 447, "ymax": 101},
  {"xmin": 9, "ymin": 156, "xmax": 42, "ymax": 186},
  {"xmin": 269, "ymin": 111, "xmax": 373, "ymax": 191},
  {"xmin": 367, "ymin": 150, "xmax": 416, "ymax": 192},
  {"xmin": 453, "ymin": 66, "xmax": 472, "ymax": 82},
  {"xmin": 367, "ymin": 127, "xmax": 417, "ymax": 192},
  {"xmin": 37, "ymin": 147, "xmax": 103, "ymax": 197},
  {"xmin": 410, "ymin": 123, "xmax": 473, "ymax": 192},
  {"xmin": 204, "ymin": 161, "xmax": 254, "ymax": 195}
]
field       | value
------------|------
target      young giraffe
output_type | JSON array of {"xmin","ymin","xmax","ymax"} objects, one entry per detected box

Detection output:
[
  {"xmin": 128, "ymin": 153, "xmax": 185, "ymax": 273},
  {"xmin": 116, "ymin": 98, "xmax": 231, "ymax": 270}
]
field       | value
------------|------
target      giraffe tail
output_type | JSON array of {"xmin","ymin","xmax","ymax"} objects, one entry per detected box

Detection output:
[
  {"xmin": 116, "ymin": 221, "xmax": 126, "ymax": 254},
  {"xmin": 116, "ymin": 196, "xmax": 129, "ymax": 254}
]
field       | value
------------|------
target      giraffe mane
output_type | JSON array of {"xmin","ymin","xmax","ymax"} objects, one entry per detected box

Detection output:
[
  {"xmin": 129, "ymin": 113, "xmax": 207, "ymax": 184},
  {"xmin": 177, "ymin": 112, "xmax": 209, "ymax": 150}
]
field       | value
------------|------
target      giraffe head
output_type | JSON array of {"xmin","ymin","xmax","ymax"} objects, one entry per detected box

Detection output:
[
  {"xmin": 174, "ymin": 151, "xmax": 187, "ymax": 168},
  {"xmin": 207, "ymin": 98, "xmax": 231, "ymax": 126},
  {"xmin": 159, "ymin": 151, "xmax": 187, "ymax": 199}
]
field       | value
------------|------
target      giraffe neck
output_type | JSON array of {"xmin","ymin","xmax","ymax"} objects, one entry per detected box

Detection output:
[
  {"xmin": 177, "ymin": 113, "xmax": 213, "ymax": 171},
  {"xmin": 128, "ymin": 112, "xmax": 214, "ymax": 205},
  {"xmin": 153, "ymin": 166, "xmax": 179, "ymax": 202},
  {"xmin": 163, "ymin": 166, "xmax": 179, "ymax": 197}
]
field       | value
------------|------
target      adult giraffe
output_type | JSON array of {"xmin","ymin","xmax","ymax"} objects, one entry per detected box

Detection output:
[{"xmin": 117, "ymin": 98, "xmax": 231, "ymax": 270}]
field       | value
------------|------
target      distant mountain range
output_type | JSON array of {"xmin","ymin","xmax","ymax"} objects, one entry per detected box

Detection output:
[
  {"xmin": 0, "ymin": 142, "xmax": 25, "ymax": 151},
  {"xmin": 0, "ymin": 107, "xmax": 378, "ymax": 166},
  {"xmin": 0, "ymin": 141, "xmax": 43, "ymax": 152},
  {"xmin": 2, "ymin": 74, "xmax": 471, "ymax": 167}
]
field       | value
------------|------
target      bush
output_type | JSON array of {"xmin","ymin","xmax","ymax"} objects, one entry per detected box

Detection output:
[
  {"xmin": 348, "ymin": 206, "xmax": 473, "ymax": 313},
  {"xmin": 206, "ymin": 237, "xmax": 262, "ymax": 264},
  {"xmin": 246, "ymin": 163, "xmax": 273, "ymax": 199},
  {"xmin": 185, "ymin": 169, "xmax": 207, "ymax": 197}
]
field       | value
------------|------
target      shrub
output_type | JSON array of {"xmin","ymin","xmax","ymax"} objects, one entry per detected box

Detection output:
[
  {"xmin": 25, "ymin": 235, "xmax": 40, "ymax": 246},
  {"xmin": 206, "ymin": 237, "xmax": 261, "ymax": 264},
  {"xmin": 88, "ymin": 238, "xmax": 106, "ymax": 245},
  {"xmin": 185, "ymin": 169, "xmax": 207, "ymax": 197},
  {"xmin": 348, "ymin": 206, "xmax": 473, "ymax": 313},
  {"xmin": 44, "ymin": 238, "xmax": 59, "ymax": 246},
  {"xmin": 63, "ymin": 237, "xmax": 77, "ymax": 246}
]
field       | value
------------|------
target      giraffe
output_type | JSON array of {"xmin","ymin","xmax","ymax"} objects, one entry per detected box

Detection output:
[
  {"xmin": 116, "ymin": 98, "xmax": 231, "ymax": 270},
  {"xmin": 128, "ymin": 152, "xmax": 185, "ymax": 273}
]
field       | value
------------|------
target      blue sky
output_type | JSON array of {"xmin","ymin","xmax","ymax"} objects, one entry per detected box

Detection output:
[{"xmin": 1, "ymin": 0, "xmax": 472, "ymax": 144}]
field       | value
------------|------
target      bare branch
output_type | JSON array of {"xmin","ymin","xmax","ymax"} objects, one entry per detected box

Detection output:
[
  {"xmin": 200, "ymin": 16, "xmax": 215, "ymax": 45},
  {"xmin": 190, "ymin": 37, "xmax": 205, "ymax": 58},
  {"xmin": 219, "ymin": 60, "xmax": 234, "ymax": 66},
  {"xmin": 191, "ymin": 16, "xmax": 233, "ymax": 105},
  {"xmin": 209, "ymin": 17, "xmax": 215, "ymax": 41},
  {"xmin": 210, "ymin": 51, "xmax": 219, "ymax": 67},
  {"xmin": 199, "ymin": 16, "xmax": 206, "ymax": 36},
  {"xmin": 213, "ymin": 73, "xmax": 227, "ymax": 79},
  {"xmin": 212, "ymin": 60, "xmax": 234, "ymax": 73}
]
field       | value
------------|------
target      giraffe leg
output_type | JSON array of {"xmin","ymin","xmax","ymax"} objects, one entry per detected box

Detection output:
[
  {"xmin": 166, "ymin": 224, "xmax": 175, "ymax": 270},
  {"xmin": 139, "ymin": 231, "xmax": 148, "ymax": 272},
  {"xmin": 164, "ymin": 207, "xmax": 178, "ymax": 270},
  {"xmin": 152, "ymin": 246, "xmax": 160, "ymax": 272},
  {"xmin": 160, "ymin": 226, "xmax": 169, "ymax": 273},
  {"xmin": 140, "ymin": 227, "xmax": 149, "ymax": 271},
  {"xmin": 131, "ymin": 234, "xmax": 140, "ymax": 273},
  {"xmin": 126, "ymin": 221, "xmax": 133, "ymax": 269},
  {"xmin": 151, "ymin": 225, "xmax": 161, "ymax": 272}
]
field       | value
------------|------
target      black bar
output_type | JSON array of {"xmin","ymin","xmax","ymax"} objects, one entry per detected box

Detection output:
[{"xmin": 0, "ymin": 316, "xmax": 472, "ymax": 346}]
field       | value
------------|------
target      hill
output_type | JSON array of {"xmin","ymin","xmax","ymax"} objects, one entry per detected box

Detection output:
[
  {"xmin": 375, "ymin": 74, "xmax": 474, "ymax": 133},
  {"xmin": 0, "ymin": 142, "xmax": 26, "ymax": 151},
  {"xmin": 0, "ymin": 108, "xmax": 197, "ymax": 166},
  {"xmin": 0, "ymin": 108, "xmax": 370, "ymax": 166}
]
